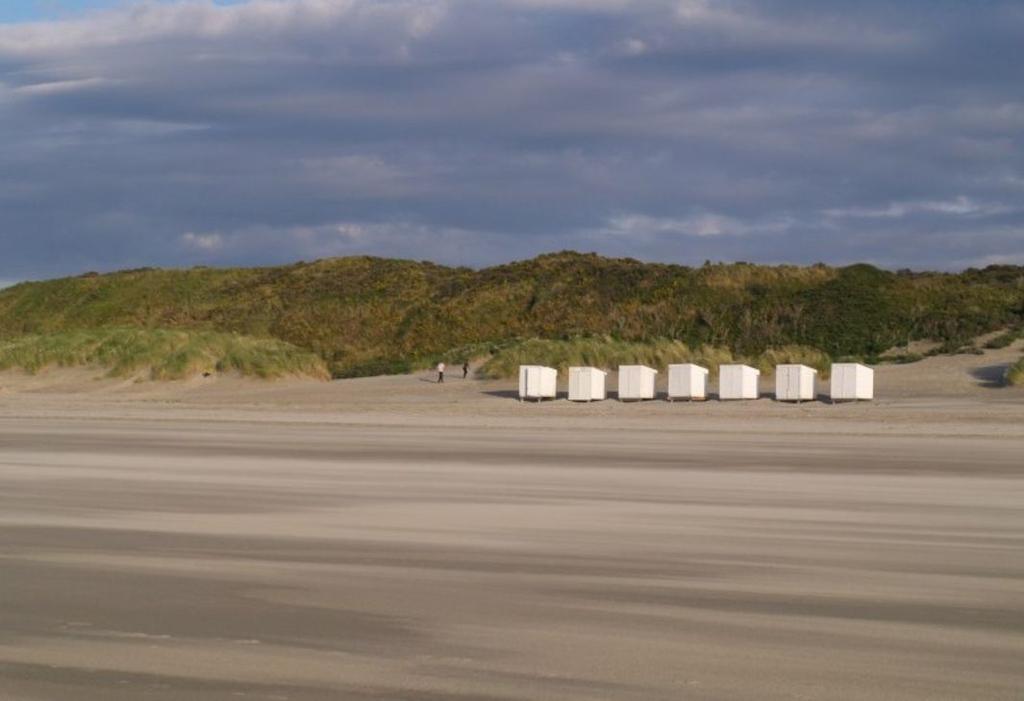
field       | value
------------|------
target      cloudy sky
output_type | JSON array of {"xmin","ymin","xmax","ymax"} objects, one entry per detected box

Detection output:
[{"xmin": 1, "ymin": 0, "xmax": 1022, "ymax": 282}]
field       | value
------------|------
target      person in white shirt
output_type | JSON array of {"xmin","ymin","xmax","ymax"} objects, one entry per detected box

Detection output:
[{"xmin": 436, "ymin": 362, "xmax": 445, "ymax": 383}]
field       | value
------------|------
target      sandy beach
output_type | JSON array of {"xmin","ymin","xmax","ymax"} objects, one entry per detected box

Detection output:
[{"xmin": 1, "ymin": 344, "xmax": 1023, "ymax": 700}]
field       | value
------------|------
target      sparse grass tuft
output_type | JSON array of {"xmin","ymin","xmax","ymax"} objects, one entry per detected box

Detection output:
[
  {"xmin": 1006, "ymin": 356, "xmax": 1024, "ymax": 386},
  {"xmin": 877, "ymin": 352, "xmax": 924, "ymax": 365},
  {"xmin": 985, "ymin": 327, "xmax": 1024, "ymax": 349},
  {"xmin": 0, "ymin": 328, "xmax": 329, "ymax": 380},
  {"xmin": 753, "ymin": 345, "xmax": 831, "ymax": 375}
]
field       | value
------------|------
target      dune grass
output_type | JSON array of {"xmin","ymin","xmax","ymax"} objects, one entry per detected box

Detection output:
[
  {"xmin": 476, "ymin": 337, "xmax": 831, "ymax": 379},
  {"xmin": 1, "ymin": 253, "xmax": 1022, "ymax": 379},
  {"xmin": 1006, "ymin": 356, "xmax": 1024, "ymax": 386},
  {"xmin": 0, "ymin": 328, "xmax": 329, "ymax": 380}
]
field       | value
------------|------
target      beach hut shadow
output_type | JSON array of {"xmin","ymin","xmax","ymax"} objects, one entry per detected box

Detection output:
[
  {"xmin": 483, "ymin": 389, "xmax": 622, "ymax": 401},
  {"xmin": 969, "ymin": 364, "xmax": 1008, "ymax": 389},
  {"xmin": 482, "ymin": 389, "xmax": 521, "ymax": 399}
]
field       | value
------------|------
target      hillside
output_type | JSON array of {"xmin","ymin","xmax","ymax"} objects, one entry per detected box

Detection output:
[{"xmin": 1, "ymin": 252, "xmax": 1023, "ymax": 378}]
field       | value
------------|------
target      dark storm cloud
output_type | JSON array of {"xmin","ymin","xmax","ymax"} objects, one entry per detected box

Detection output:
[{"xmin": 0, "ymin": 0, "xmax": 1022, "ymax": 280}]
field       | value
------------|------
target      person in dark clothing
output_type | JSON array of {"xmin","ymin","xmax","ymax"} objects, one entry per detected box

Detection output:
[{"xmin": 462, "ymin": 362, "xmax": 469, "ymax": 379}]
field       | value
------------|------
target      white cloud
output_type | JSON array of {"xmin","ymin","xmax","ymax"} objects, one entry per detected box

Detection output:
[
  {"xmin": 597, "ymin": 211, "xmax": 794, "ymax": 239},
  {"xmin": 824, "ymin": 196, "xmax": 1014, "ymax": 220},
  {"xmin": 13, "ymin": 77, "xmax": 118, "ymax": 95},
  {"xmin": 617, "ymin": 37, "xmax": 648, "ymax": 56},
  {"xmin": 181, "ymin": 231, "xmax": 224, "ymax": 251}
]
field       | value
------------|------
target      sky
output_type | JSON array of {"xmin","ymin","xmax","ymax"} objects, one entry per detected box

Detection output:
[
  {"xmin": 0, "ymin": 0, "xmax": 1022, "ymax": 283},
  {"xmin": 0, "ymin": 0, "xmax": 246, "ymax": 23}
]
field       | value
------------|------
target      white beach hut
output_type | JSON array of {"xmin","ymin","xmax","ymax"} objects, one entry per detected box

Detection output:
[
  {"xmin": 667, "ymin": 363, "xmax": 709, "ymax": 401},
  {"xmin": 775, "ymin": 364, "xmax": 818, "ymax": 402},
  {"xmin": 617, "ymin": 365, "xmax": 658, "ymax": 401},
  {"xmin": 718, "ymin": 364, "xmax": 760, "ymax": 400},
  {"xmin": 518, "ymin": 365, "xmax": 557, "ymax": 401},
  {"xmin": 568, "ymin": 366, "xmax": 607, "ymax": 402},
  {"xmin": 830, "ymin": 363, "xmax": 874, "ymax": 401}
]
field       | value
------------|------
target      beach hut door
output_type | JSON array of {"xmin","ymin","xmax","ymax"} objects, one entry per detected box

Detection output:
[{"xmin": 787, "ymin": 369, "xmax": 800, "ymax": 398}]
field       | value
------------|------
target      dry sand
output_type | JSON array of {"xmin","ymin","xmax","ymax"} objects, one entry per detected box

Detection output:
[{"xmin": 1, "ymin": 344, "xmax": 1023, "ymax": 700}]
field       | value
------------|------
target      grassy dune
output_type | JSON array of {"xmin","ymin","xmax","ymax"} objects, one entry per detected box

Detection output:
[
  {"xmin": 1, "ymin": 253, "xmax": 1022, "ymax": 378},
  {"xmin": 478, "ymin": 337, "xmax": 830, "ymax": 379},
  {"xmin": 0, "ymin": 328, "xmax": 329, "ymax": 380}
]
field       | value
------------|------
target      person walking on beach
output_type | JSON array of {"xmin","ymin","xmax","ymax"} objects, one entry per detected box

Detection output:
[
  {"xmin": 462, "ymin": 361, "xmax": 469, "ymax": 379},
  {"xmin": 436, "ymin": 361, "xmax": 446, "ymax": 383}
]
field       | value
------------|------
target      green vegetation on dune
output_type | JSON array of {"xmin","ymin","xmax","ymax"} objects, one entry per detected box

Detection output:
[
  {"xmin": 0, "ymin": 328, "xmax": 329, "ymax": 380},
  {"xmin": 1, "ymin": 252, "xmax": 1022, "ymax": 379},
  {"xmin": 478, "ymin": 337, "xmax": 830, "ymax": 379}
]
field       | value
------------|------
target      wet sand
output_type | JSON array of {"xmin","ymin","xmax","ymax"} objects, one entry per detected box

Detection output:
[{"xmin": 1, "ymin": 348, "xmax": 1024, "ymax": 700}]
